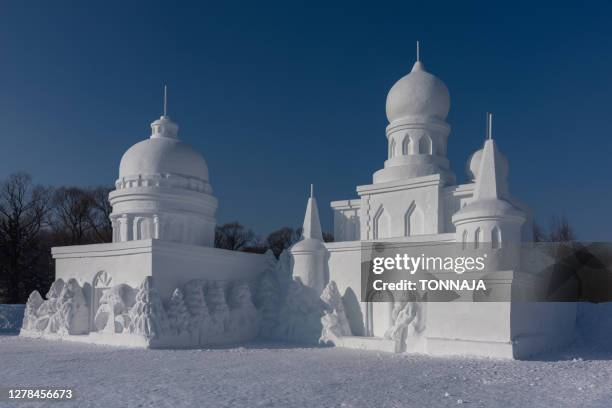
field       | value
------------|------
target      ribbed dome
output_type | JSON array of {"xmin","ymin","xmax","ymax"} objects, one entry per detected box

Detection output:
[
  {"xmin": 385, "ymin": 61, "xmax": 450, "ymax": 123},
  {"xmin": 119, "ymin": 116, "xmax": 209, "ymax": 181}
]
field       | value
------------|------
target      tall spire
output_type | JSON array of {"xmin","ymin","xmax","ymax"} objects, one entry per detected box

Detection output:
[
  {"xmin": 302, "ymin": 185, "xmax": 323, "ymax": 240},
  {"xmin": 150, "ymin": 85, "xmax": 178, "ymax": 139},
  {"xmin": 412, "ymin": 40, "xmax": 425, "ymax": 72},
  {"xmin": 163, "ymin": 85, "xmax": 168, "ymax": 117},
  {"xmin": 472, "ymin": 112, "xmax": 509, "ymax": 199},
  {"xmin": 474, "ymin": 137, "xmax": 505, "ymax": 200}
]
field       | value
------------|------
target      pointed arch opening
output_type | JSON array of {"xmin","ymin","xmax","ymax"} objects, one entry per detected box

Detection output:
[
  {"xmin": 474, "ymin": 227, "xmax": 481, "ymax": 249},
  {"xmin": 389, "ymin": 138, "xmax": 396, "ymax": 159},
  {"xmin": 373, "ymin": 205, "xmax": 391, "ymax": 240},
  {"xmin": 402, "ymin": 134, "xmax": 412, "ymax": 155},
  {"xmin": 491, "ymin": 226, "xmax": 502, "ymax": 249},
  {"xmin": 404, "ymin": 202, "xmax": 424, "ymax": 236},
  {"xmin": 419, "ymin": 135, "xmax": 432, "ymax": 154}
]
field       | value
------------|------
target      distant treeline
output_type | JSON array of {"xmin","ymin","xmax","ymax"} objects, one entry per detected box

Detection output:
[
  {"xmin": 0, "ymin": 172, "xmax": 334, "ymax": 304},
  {"xmin": 0, "ymin": 173, "xmax": 113, "ymax": 304},
  {"xmin": 0, "ymin": 172, "xmax": 572, "ymax": 304}
]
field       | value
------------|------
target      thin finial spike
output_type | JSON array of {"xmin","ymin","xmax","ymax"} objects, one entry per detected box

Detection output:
[
  {"xmin": 163, "ymin": 85, "xmax": 168, "ymax": 117},
  {"xmin": 416, "ymin": 40, "xmax": 420, "ymax": 62},
  {"xmin": 310, "ymin": 184, "xmax": 314, "ymax": 198},
  {"xmin": 487, "ymin": 112, "xmax": 493, "ymax": 140}
]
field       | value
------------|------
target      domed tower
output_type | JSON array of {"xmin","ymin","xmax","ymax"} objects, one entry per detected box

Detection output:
[
  {"xmin": 373, "ymin": 43, "xmax": 455, "ymax": 184},
  {"xmin": 452, "ymin": 114, "xmax": 525, "ymax": 268},
  {"xmin": 109, "ymin": 91, "xmax": 218, "ymax": 246}
]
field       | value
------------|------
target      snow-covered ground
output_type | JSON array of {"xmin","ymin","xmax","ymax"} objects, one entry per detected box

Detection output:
[
  {"xmin": 0, "ymin": 335, "xmax": 610, "ymax": 408},
  {"xmin": 1, "ymin": 303, "xmax": 612, "ymax": 408}
]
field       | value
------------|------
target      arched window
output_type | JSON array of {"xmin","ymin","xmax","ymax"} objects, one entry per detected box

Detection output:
[
  {"xmin": 402, "ymin": 134, "xmax": 412, "ymax": 155},
  {"xmin": 404, "ymin": 202, "xmax": 424, "ymax": 236},
  {"xmin": 491, "ymin": 226, "xmax": 502, "ymax": 249},
  {"xmin": 419, "ymin": 135, "xmax": 432, "ymax": 154},
  {"xmin": 462, "ymin": 230, "xmax": 468, "ymax": 250},
  {"xmin": 389, "ymin": 138, "xmax": 396, "ymax": 158},
  {"xmin": 133, "ymin": 217, "xmax": 143, "ymax": 240},
  {"xmin": 373, "ymin": 205, "xmax": 391, "ymax": 240},
  {"xmin": 474, "ymin": 227, "xmax": 481, "ymax": 249}
]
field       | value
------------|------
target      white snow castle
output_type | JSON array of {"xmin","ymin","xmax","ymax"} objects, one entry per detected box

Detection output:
[{"xmin": 21, "ymin": 51, "xmax": 575, "ymax": 358}]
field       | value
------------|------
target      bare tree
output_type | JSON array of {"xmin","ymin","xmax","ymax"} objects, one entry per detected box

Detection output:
[
  {"xmin": 265, "ymin": 227, "xmax": 301, "ymax": 258},
  {"xmin": 88, "ymin": 186, "xmax": 113, "ymax": 243},
  {"xmin": 533, "ymin": 215, "xmax": 576, "ymax": 243},
  {"xmin": 50, "ymin": 186, "xmax": 113, "ymax": 245},
  {"xmin": 549, "ymin": 215, "xmax": 575, "ymax": 243},
  {"xmin": 215, "ymin": 222, "xmax": 255, "ymax": 251},
  {"xmin": 533, "ymin": 222, "xmax": 546, "ymax": 242},
  {"xmin": 0, "ymin": 173, "xmax": 51, "ymax": 303},
  {"xmin": 51, "ymin": 187, "xmax": 94, "ymax": 245}
]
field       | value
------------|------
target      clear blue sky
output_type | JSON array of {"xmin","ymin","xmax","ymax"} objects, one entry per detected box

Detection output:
[{"xmin": 1, "ymin": 1, "xmax": 611, "ymax": 240}]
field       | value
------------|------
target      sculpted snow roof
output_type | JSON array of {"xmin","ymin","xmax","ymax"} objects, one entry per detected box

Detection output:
[
  {"xmin": 119, "ymin": 115, "xmax": 209, "ymax": 182},
  {"xmin": 454, "ymin": 126, "xmax": 525, "ymax": 222},
  {"xmin": 385, "ymin": 60, "xmax": 450, "ymax": 123},
  {"xmin": 292, "ymin": 185, "xmax": 325, "ymax": 252}
]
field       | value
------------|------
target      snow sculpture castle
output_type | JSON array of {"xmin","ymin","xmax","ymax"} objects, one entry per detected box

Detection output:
[
  {"xmin": 292, "ymin": 48, "xmax": 575, "ymax": 358},
  {"xmin": 21, "ymin": 92, "xmax": 267, "ymax": 348},
  {"xmin": 21, "ymin": 49, "xmax": 575, "ymax": 358}
]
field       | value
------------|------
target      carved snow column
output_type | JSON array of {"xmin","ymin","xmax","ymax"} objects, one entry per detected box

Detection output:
[
  {"xmin": 291, "ymin": 186, "xmax": 327, "ymax": 295},
  {"xmin": 452, "ymin": 128, "xmax": 525, "ymax": 273}
]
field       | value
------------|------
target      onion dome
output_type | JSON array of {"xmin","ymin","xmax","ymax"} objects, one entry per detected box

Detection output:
[{"xmin": 385, "ymin": 61, "xmax": 450, "ymax": 123}]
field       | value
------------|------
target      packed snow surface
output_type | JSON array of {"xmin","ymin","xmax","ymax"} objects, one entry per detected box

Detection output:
[{"xmin": 0, "ymin": 335, "xmax": 611, "ymax": 408}]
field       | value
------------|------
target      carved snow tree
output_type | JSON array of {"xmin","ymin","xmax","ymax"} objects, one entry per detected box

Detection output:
[
  {"xmin": 207, "ymin": 281, "xmax": 229, "ymax": 335},
  {"xmin": 319, "ymin": 281, "xmax": 351, "ymax": 345},
  {"xmin": 183, "ymin": 280, "xmax": 210, "ymax": 342},
  {"xmin": 275, "ymin": 279, "xmax": 327, "ymax": 344},
  {"xmin": 274, "ymin": 249, "xmax": 293, "ymax": 300},
  {"xmin": 167, "ymin": 288, "xmax": 190, "ymax": 335},
  {"xmin": 128, "ymin": 277, "xmax": 169, "ymax": 340},
  {"xmin": 255, "ymin": 268, "xmax": 281, "ymax": 338},
  {"xmin": 37, "ymin": 279, "xmax": 65, "ymax": 333},
  {"xmin": 228, "ymin": 282, "xmax": 259, "ymax": 338},
  {"xmin": 22, "ymin": 290, "xmax": 44, "ymax": 331},
  {"xmin": 56, "ymin": 278, "xmax": 89, "ymax": 335}
]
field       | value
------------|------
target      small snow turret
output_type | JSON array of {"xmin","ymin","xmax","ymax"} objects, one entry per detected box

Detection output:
[
  {"xmin": 291, "ymin": 185, "xmax": 327, "ymax": 295},
  {"xmin": 452, "ymin": 114, "xmax": 525, "ymax": 264}
]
